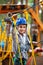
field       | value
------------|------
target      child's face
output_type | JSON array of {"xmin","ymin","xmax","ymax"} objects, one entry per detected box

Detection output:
[
  {"xmin": 17, "ymin": 24, "xmax": 27, "ymax": 35},
  {"xmin": 6, "ymin": 23, "xmax": 11, "ymax": 31}
]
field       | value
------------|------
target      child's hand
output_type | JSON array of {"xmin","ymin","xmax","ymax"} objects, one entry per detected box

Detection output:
[
  {"xmin": 29, "ymin": 47, "xmax": 41, "ymax": 53},
  {"xmin": 29, "ymin": 49, "xmax": 32, "ymax": 53}
]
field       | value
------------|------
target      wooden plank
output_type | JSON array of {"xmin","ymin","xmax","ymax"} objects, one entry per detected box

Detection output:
[{"xmin": 0, "ymin": 5, "xmax": 27, "ymax": 14}]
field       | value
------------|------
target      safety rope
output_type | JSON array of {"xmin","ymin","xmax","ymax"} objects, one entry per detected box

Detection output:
[
  {"xmin": 26, "ymin": 56, "xmax": 32, "ymax": 65},
  {"xmin": 9, "ymin": 53, "xmax": 14, "ymax": 65},
  {"xmin": 0, "ymin": 21, "xmax": 12, "ymax": 61},
  {"xmin": 16, "ymin": 27, "xmax": 23, "ymax": 65},
  {"xmin": 28, "ymin": 24, "xmax": 36, "ymax": 65},
  {"xmin": 28, "ymin": 30, "xmax": 36, "ymax": 65}
]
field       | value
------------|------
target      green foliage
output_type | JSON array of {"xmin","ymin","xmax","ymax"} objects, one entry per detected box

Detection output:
[
  {"xmin": 28, "ymin": 0, "xmax": 34, "ymax": 3},
  {"xmin": 0, "ymin": 0, "xmax": 9, "ymax": 4},
  {"xmin": 0, "ymin": 0, "xmax": 34, "ymax": 4}
]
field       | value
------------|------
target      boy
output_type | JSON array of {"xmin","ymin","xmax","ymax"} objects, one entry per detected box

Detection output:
[{"xmin": 14, "ymin": 17, "xmax": 31, "ymax": 65}]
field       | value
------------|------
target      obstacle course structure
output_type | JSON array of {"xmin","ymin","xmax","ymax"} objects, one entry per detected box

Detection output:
[{"xmin": 0, "ymin": 0, "xmax": 43, "ymax": 65}]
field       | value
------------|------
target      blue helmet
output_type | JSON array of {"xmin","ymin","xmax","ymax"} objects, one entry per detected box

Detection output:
[{"xmin": 16, "ymin": 17, "xmax": 27, "ymax": 26}]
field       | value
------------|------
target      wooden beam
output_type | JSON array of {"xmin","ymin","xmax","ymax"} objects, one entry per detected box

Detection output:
[
  {"xmin": 34, "ymin": 0, "xmax": 39, "ymax": 16},
  {"xmin": 0, "ymin": 5, "xmax": 27, "ymax": 14},
  {"xmin": 28, "ymin": 6, "xmax": 43, "ymax": 30}
]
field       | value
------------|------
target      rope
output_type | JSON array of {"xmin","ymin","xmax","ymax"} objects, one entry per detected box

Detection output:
[
  {"xmin": 16, "ymin": 32, "xmax": 23, "ymax": 65},
  {"xmin": 26, "ymin": 56, "xmax": 32, "ymax": 65},
  {"xmin": 12, "ymin": 18, "xmax": 23, "ymax": 65},
  {"xmin": 9, "ymin": 53, "xmax": 14, "ymax": 65},
  {"xmin": 28, "ymin": 30, "xmax": 36, "ymax": 65},
  {"xmin": 13, "ymin": 21, "xmax": 23, "ymax": 65}
]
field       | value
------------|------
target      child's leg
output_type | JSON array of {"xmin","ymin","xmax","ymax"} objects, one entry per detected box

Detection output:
[
  {"xmin": 14, "ymin": 58, "xmax": 21, "ymax": 65},
  {"xmin": 14, "ymin": 57, "xmax": 27, "ymax": 65},
  {"xmin": 22, "ymin": 58, "xmax": 27, "ymax": 65}
]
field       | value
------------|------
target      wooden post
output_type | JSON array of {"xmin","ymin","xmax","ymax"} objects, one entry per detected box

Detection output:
[
  {"xmin": 21, "ymin": 0, "xmax": 23, "ymax": 4},
  {"xmin": 26, "ymin": 0, "xmax": 28, "ymax": 5},
  {"xmin": 34, "ymin": 0, "xmax": 39, "ymax": 16},
  {"xmin": 11, "ymin": 0, "xmax": 18, "ymax": 4}
]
